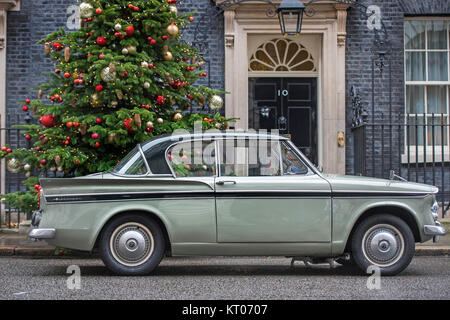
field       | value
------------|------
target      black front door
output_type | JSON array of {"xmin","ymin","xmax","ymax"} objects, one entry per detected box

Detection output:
[{"xmin": 248, "ymin": 78, "xmax": 318, "ymax": 164}]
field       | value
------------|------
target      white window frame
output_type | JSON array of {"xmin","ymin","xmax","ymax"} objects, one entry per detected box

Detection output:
[{"xmin": 403, "ymin": 17, "xmax": 450, "ymax": 163}]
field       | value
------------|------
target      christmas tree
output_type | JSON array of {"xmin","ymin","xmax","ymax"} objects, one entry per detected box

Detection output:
[{"xmin": 1, "ymin": 0, "xmax": 232, "ymax": 214}]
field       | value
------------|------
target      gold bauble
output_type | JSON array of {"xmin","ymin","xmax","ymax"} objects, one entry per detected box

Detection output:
[
  {"xmin": 122, "ymin": 48, "xmax": 129, "ymax": 55},
  {"xmin": 157, "ymin": 118, "xmax": 164, "ymax": 124},
  {"xmin": 173, "ymin": 112, "xmax": 183, "ymax": 121},
  {"xmin": 107, "ymin": 133, "xmax": 118, "ymax": 144},
  {"xmin": 91, "ymin": 93, "xmax": 101, "ymax": 107},
  {"xmin": 101, "ymin": 67, "xmax": 116, "ymax": 82},
  {"xmin": 166, "ymin": 24, "xmax": 179, "ymax": 37},
  {"xmin": 24, "ymin": 164, "xmax": 31, "ymax": 171},
  {"xmin": 7, "ymin": 158, "xmax": 21, "ymax": 173},
  {"xmin": 126, "ymin": 45, "xmax": 137, "ymax": 54},
  {"xmin": 144, "ymin": 82, "xmax": 150, "ymax": 89},
  {"xmin": 169, "ymin": 5, "xmax": 178, "ymax": 14},
  {"xmin": 25, "ymin": 171, "xmax": 31, "ymax": 178},
  {"xmin": 209, "ymin": 95, "xmax": 224, "ymax": 110},
  {"xmin": 163, "ymin": 51, "xmax": 173, "ymax": 61},
  {"xmin": 79, "ymin": 2, "xmax": 94, "ymax": 18}
]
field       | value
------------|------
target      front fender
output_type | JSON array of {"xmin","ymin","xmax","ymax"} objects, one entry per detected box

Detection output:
[{"xmin": 331, "ymin": 196, "xmax": 434, "ymax": 255}]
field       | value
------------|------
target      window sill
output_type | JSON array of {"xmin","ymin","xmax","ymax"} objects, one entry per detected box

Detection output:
[{"xmin": 401, "ymin": 150, "xmax": 450, "ymax": 164}]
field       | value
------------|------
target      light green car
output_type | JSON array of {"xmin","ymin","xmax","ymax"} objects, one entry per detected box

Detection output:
[{"xmin": 30, "ymin": 132, "xmax": 446, "ymax": 276}]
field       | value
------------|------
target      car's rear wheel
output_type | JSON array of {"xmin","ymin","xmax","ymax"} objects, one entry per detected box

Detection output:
[
  {"xmin": 99, "ymin": 214, "xmax": 165, "ymax": 275},
  {"xmin": 351, "ymin": 214, "xmax": 415, "ymax": 276}
]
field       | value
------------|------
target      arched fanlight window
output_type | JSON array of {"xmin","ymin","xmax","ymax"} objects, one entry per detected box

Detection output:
[{"xmin": 249, "ymin": 38, "xmax": 316, "ymax": 72}]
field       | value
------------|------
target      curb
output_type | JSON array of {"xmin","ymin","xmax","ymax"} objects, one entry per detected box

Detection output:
[
  {"xmin": 0, "ymin": 246, "xmax": 55, "ymax": 256},
  {"xmin": 414, "ymin": 247, "xmax": 450, "ymax": 256},
  {"xmin": 0, "ymin": 246, "xmax": 449, "ymax": 257}
]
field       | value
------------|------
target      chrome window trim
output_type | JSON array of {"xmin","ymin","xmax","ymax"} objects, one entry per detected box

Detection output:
[{"xmin": 138, "ymin": 143, "xmax": 151, "ymax": 174}]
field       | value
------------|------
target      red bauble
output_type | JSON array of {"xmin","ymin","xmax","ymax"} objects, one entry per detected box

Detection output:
[
  {"xmin": 125, "ymin": 25, "xmax": 135, "ymax": 37},
  {"xmin": 91, "ymin": 133, "xmax": 99, "ymax": 139},
  {"xmin": 96, "ymin": 118, "xmax": 102, "ymax": 124},
  {"xmin": 149, "ymin": 39, "xmax": 156, "ymax": 45},
  {"xmin": 189, "ymin": 16, "xmax": 195, "ymax": 22},
  {"xmin": 52, "ymin": 42, "xmax": 63, "ymax": 51},
  {"xmin": 94, "ymin": 142, "xmax": 101, "ymax": 148},
  {"xmin": 22, "ymin": 105, "xmax": 29, "ymax": 112},
  {"xmin": 95, "ymin": 84, "xmax": 103, "ymax": 92},
  {"xmin": 39, "ymin": 114, "xmax": 57, "ymax": 128},
  {"xmin": 156, "ymin": 96, "xmax": 166, "ymax": 105},
  {"xmin": 96, "ymin": 36, "xmax": 107, "ymax": 46},
  {"xmin": 26, "ymin": 99, "xmax": 31, "ymax": 104},
  {"xmin": 123, "ymin": 118, "xmax": 135, "ymax": 133},
  {"xmin": 96, "ymin": 8, "xmax": 103, "ymax": 14},
  {"xmin": 40, "ymin": 159, "xmax": 47, "ymax": 165},
  {"xmin": 64, "ymin": 72, "xmax": 71, "ymax": 78},
  {"xmin": 25, "ymin": 134, "xmax": 31, "ymax": 140}
]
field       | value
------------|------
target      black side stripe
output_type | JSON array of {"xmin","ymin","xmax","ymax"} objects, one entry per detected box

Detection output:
[{"xmin": 45, "ymin": 191, "xmax": 430, "ymax": 203}]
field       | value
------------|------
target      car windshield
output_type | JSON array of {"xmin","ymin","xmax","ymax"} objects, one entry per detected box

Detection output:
[{"xmin": 111, "ymin": 146, "xmax": 148, "ymax": 175}]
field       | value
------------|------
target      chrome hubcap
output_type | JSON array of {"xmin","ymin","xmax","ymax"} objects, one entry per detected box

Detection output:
[
  {"xmin": 110, "ymin": 223, "xmax": 154, "ymax": 267},
  {"xmin": 362, "ymin": 224, "xmax": 404, "ymax": 267}
]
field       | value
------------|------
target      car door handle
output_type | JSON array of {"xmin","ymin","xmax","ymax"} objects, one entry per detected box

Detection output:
[{"xmin": 216, "ymin": 181, "xmax": 237, "ymax": 185}]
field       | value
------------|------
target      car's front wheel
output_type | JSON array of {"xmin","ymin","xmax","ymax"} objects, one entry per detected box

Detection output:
[
  {"xmin": 99, "ymin": 214, "xmax": 165, "ymax": 275},
  {"xmin": 351, "ymin": 214, "xmax": 415, "ymax": 276}
]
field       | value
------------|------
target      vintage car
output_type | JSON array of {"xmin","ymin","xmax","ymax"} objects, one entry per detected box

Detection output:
[{"xmin": 30, "ymin": 131, "xmax": 446, "ymax": 276}]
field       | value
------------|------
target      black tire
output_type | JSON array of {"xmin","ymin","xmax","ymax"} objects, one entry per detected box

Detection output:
[
  {"xmin": 351, "ymin": 214, "xmax": 415, "ymax": 276},
  {"xmin": 99, "ymin": 214, "xmax": 165, "ymax": 276}
]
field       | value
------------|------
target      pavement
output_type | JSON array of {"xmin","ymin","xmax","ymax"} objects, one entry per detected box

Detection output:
[{"xmin": 0, "ymin": 256, "xmax": 449, "ymax": 300}]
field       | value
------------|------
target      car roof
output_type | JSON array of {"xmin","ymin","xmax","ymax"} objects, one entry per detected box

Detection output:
[{"xmin": 141, "ymin": 131, "xmax": 288, "ymax": 150}]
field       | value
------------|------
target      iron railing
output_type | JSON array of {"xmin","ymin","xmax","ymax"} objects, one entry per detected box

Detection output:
[
  {"xmin": 353, "ymin": 113, "xmax": 450, "ymax": 217},
  {"xmin": 0, "ymin": 126, "xmax": 31, "ymax": 228}
]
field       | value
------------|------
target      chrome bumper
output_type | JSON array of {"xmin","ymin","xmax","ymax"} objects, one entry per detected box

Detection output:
[
  {"xmin": 29, "ymin": 228, "xmax": 56, "ymax": 240},
  {"xmin": 424, "ymin": 221, "xmax": 446, "ymax": 243}
]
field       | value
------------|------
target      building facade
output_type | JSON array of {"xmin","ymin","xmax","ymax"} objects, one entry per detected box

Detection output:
[{"xmin": 0, "ymin": 0, "xmax": 449, "ymax": 207}]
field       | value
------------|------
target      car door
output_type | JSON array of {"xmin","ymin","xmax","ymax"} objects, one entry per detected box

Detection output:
[
  {"xmin": 164, "ymin": 138, "xmax": 218, "ymax": 244},
  {"xmin": 215, "ymin": 138, "xmax": 331, "ymax": 243}
]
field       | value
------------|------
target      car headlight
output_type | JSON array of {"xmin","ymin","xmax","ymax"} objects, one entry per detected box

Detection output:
[{"xmin": 431, "ymin": 201, "xmax": 439, "ymax": 221}]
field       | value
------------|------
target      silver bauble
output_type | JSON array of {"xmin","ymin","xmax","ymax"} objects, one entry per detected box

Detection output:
[
  {"xmin": 79, "ymin": 2, "xmax": 94, "ymax": 18},
  {"xmin": 169, "ymin": 5, "xmax": 178, "ymax": 14},
  {"xmin": 122, "ymin": 48, "xmax": 129, "ymax": 55},
  {"xmin": 24, "ymin": 164, "xmax": 31, "ymax": 171},
  {"xmin": 114, "ymin": 23, "xmax": 122, "ymax": 31},
  {"xmin": 141, "ymin": 61, "xmax": 149, "ymax": 68},
  {"xmin": 146, "ymin": 121, "xmax": 154, "ymax": 128},
  {"xmin": 209, "ymin": 95, "xmax": 224, "ymax": 110},
  {"xmin": 101, "ymin": 67, "xmax": 116, "ymax": 82},
  {"xmin": 144, "ymin": 82, "xmax": 150, "ymax": 89},
  {"xmin": 157, "ymin": 118, "xmax": 164, "ymax": 124},
  {"xmin": 6, "ymin": 158, "xmax": 21, "ymax": 173}
]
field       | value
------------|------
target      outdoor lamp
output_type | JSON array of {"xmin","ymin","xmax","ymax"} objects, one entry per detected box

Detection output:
[{"xmin": 277, "ymin": 0, "xmax": 306, "ymax": 36}]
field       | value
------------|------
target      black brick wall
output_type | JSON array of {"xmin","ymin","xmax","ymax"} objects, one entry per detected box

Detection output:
[{"xmin": 345, "ymin": 0, "xmax": 450, "ymax": 175}]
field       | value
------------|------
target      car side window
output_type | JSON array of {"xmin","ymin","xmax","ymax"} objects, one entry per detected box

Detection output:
[
  {"xmin": 281, "ymin": 142, "xmax": 309, "ymax": 175},
  {"xmin": 167, "ymin": 140, "xmax": 216, "ymax": 177},
  {"xmin": 112, "ymin": 146, "xmax": 148, "ymax": 175},
  {"xmin": 219, "ymin": 139, "xmax": 282, "ymax": 177}
]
